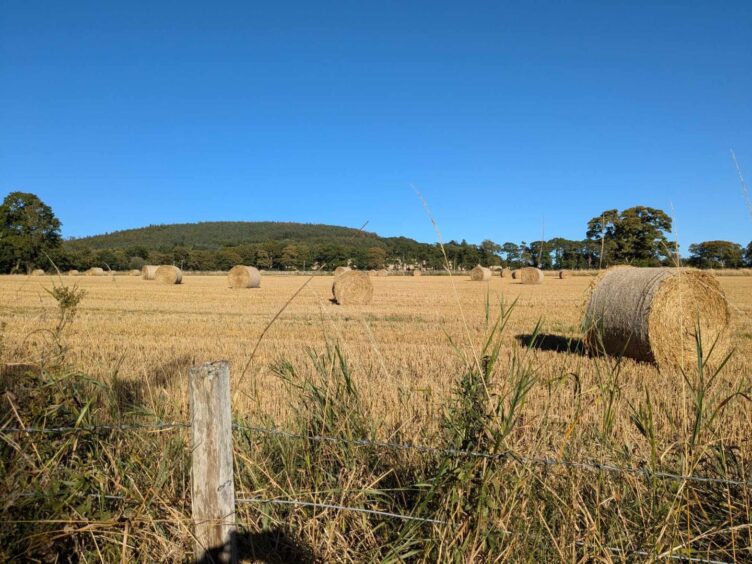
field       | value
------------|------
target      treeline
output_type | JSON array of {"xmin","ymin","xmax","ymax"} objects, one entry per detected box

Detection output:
[
  {"xmin": 2, "ymin": 192, "xmax": 751, "ymax": 273},
  {"xmin": 52, "ymin": 236, "xmax": 752, "ymax": 272}
]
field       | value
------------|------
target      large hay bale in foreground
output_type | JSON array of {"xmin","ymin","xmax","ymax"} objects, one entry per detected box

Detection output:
[
  {"xmin": 87, "ymin": 267, "xmax": 105, "ymax": 276},
  {"xmin": 582, "ymin": 268, "xmax": 730, "ymax": 369},
  {"xmin": 141, "ymin": 265, "xmax": 158, "ymax": 280},
  {"xmin": 520, "ymin": 267, "xmax": 544, "ymax": 284},
  {"xmin": 334, "ymin": 266, "xmax": 351, "ymax": 277},
  {"xmin": 31, "ymin": 269, "xmax": 45, "ymax": 276},
  {"xmin": 558, "ymin": 270, "xmax": 570, "ymax": 279},
  {"xmin": 470, "ymin": 266, "xmax": 492, "ymax": 281},
  {"xmin": 228, "ymin": 265, "xmax": 261, "ymax": 289},
  {"xmin": 332, "ymin": 271, "xmax": 373, "ymax": 305},
  {"xmin": 155, "ymin": 265, "xmax": 183, "ymax": 285}
]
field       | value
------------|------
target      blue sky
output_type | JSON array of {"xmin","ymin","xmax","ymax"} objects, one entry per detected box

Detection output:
[{"xmin": 1, "ymin": 1, "xmax": 751, "ymax": 249}]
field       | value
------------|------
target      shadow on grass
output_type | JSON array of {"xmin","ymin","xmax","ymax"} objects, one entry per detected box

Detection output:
[
  {"xmin": 197, "ymin": 528, "xmax": 315, "ymax": 564},
  {"xmin": 516, "ymin": 333, "xmax": 586, "ymax": 355}
]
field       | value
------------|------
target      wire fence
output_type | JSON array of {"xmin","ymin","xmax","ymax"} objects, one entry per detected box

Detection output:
[
  {"xmin": 3, "ymin": 419, "xmax": 751, "ymax": 488},
  {"xmin": 3, "ymin": 419, "xmax": 745, "ymax": 563}
]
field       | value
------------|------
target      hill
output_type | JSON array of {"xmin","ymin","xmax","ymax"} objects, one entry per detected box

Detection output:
[{"xmin": 66, "ymin": 221, "xmax": 390, "ymax": 251}]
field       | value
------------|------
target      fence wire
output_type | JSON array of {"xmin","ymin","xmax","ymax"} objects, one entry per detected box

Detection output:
[
  {"xmin": 232, "ymin": 422, "xmax": 752, "ymax": 488},
  {"xmin": 3, "ymin": 420, "xmax": 750, "ymax": 488}
]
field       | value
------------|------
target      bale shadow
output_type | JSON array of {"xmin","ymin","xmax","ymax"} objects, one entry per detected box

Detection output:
[
  {"xmin": 197, "ymin": 528, "xmax": 315, "ymax": 564},
  {"xmin": 516, "ymin": 333, "xmax": 587, "ymax": 356}
]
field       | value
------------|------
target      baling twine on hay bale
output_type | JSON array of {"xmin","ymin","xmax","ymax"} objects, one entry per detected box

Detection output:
[
  {"xmin": 228, "ymin": 265, "xmax": 261, "ymax": 289},
  {"xmin": 332, "ymin": 270, "xmax": 373, "ymax": 305},
  {"xmin": 519, "ymin": 267, "xmax": 544, "ymax": 284},
  {"xmin": 582, "ymin": 267, "xmax": 731, "ymax": 370},
  {"xmin": 470, "ymin": 265, "xmax": 492, "ymax": 281},
  {"xmin": 154, "ymin": 265, "xmax": 183, "ymax": 285}
]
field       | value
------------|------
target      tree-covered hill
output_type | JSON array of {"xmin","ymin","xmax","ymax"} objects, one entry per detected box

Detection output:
[{"xmin": 65, "ymin": 221, "xmax": 388, "ymax": 251}]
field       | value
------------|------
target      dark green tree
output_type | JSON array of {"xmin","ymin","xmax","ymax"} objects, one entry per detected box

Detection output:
[
  {"xmin": 366, "ymin": 247, "xmax": 387, "ymax": 269},
  {"xmin": 587, "ymin": 206, "xmax": 673, "ymax": 266},
  {"xmin": 0, "ymin": 192, "xmax": 62, "ymax": 273},
  {"xmin": 688, "ymin": 241, "xmax": 745, "ymax": 269},
  {"xmin": 746, "ymin": 241, "xmax": 752, "ymax": 267}
]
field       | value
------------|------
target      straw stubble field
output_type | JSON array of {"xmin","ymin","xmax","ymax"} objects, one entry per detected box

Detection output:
[
  {"xmin": 2, "ymin": 272, "xmax": 752, "ymax": 560},
  {"xmin": 2, "ymin": 273, "xmax": 750, "ymax": 447}
]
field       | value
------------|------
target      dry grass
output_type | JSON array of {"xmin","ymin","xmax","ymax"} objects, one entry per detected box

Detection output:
[
  {"xmin": 1, "ymin": 273, "xmax": 751, "ymax": 560},
  {"xmin": 2, "ymin": 273, "xmax": 749, "ymax": 444}
]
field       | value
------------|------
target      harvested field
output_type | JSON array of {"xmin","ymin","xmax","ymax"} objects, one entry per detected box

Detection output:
[
  {"xmin": 2, "ymin": 273, "xmax": 751, "ymax": 560},
  {"xmin": 2, "ymin": 274, "xmax": 749, "ymax": 438}
]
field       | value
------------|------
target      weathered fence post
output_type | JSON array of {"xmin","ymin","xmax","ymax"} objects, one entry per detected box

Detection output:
[{"xmin": 190, "ymin": 361, "xmax": 237, "ymax": 563}]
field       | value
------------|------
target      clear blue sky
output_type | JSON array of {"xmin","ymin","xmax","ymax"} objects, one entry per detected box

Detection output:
[{"xmin": 2, "ymin": 1, "xmax": 751, "ymax": 249}]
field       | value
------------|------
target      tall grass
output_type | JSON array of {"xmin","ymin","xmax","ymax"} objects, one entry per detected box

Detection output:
[{"xmin": 1, "ymin": 282, "xmax": 750, "ymax": 561}]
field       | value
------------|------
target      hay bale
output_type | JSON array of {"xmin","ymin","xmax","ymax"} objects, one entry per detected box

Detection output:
[
  {"xmin": 520, "ymin": 267, "xmax": 544, "ymax": 284},
  {"xmin": 511, "ymin": 270, "xmax": 519, "ymax": 280},
  {"xmin": 374, "ymin": 269, "xmax": 388, "ymax": 277},
  {"xmin": 558, "ymin": 270, "xmax": 570, "ymax": 279},
  {"xmin": 470, "ymin": 265, "xmax": 492, "ymax": 281},
  {"xmin": 411, "ymin": 270, "xmax": 423, "ymax": 277},
  {"xmin": 500, "ymin": 268, "xmax": 512, "ymax": 278},
  {"xmin": 141, "ymin": 265, "xmax": 159, "ymax": 280},
  {"xmin": 334, "ymin": 266, "xmax": 351, "ymax": 277},
  {"xmin": 68, "ymin": 270, "xmax": 80, "ymax": 276},
  {"xmin": 155, "ymin": 265, "xmax": 183, "ymax": 285},
  {"xmin": 31, "ymin": 269, "xmax": 45, "ymax": 276},
  {"xmin": 228, "ymin": 265, "xmax": 261, "ymax": 289},
  {"xmin": 87, "ymin": 267, "xmax": 105, "ymax": 276},
  {"xmin": 582, "ymin": 267, "xmax": 730, "ymax": 369},
  {"xmin": 332, "ymin": 271, "xmax": 373, "ymax": 305},
  {"xmin": 131, "ymin": 269, "xmax": 142, "ymax": 276}
]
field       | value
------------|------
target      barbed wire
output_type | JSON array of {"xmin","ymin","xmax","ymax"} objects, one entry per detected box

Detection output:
[
  {"xmin": 237, "ymin": 496, "xmax": 446, "ymax": 525},
  {"xmin": 3, "ymin": 489, "xmax": 736, "ymax": 562},
  {"xmin": 2, "ymin": 420, "xmax": 750, "ymax": 488},
  {"xmin": 0, "ymin": 422, "xmax": 189, "ymax": 434},
  {"xmin": 232, "ymin": 423, "xmax": 752, "ymax": 488}
]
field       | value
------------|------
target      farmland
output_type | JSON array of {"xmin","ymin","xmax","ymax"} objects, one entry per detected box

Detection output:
[{"xmin": 2, "ymin": 272, "xmax": 751, "ymax": 561}]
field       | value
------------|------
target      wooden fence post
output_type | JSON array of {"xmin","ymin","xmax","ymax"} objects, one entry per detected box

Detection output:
[{"xmin": 190, "ymin": 361, "xmax": 237, "ymax": 563}]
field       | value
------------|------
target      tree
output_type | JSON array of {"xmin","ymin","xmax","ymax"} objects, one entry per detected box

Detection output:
[
  {"xmin": 587, "ymin": 206, "xmax": 673, "ymax": 266},
  {"xmin": 688, "ymin": 241, "xmax": 745, "ymax": 269},
  {"xmin": 501, "ymin": 242, "xmax": 520, "ymax": 268},
  {"xmin": 746, "ymin": 241, "xmax": 752, "ymax": 267},
  {"xmin": 0, "ymin": 192, "xmax": 62, "ymax": 272},
  {"xmin": 479, "ymin": 240, "xmax": 502, "ymax": 266},
  {"xmin": 366, "ymin": 247, "xmax": 387, "ymax": 269},
  {"xmin": 280, "ymin": 245, "xmax": 300, "ymax": 269}
]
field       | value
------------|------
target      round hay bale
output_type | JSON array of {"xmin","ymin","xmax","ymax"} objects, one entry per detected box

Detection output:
[
  {"xmin": 411, "ymin": 270, "xmax": 423, "ymax": 277},
  {"xmin": 558, "ymin": 270, "xmax": 570, "ymax": 279},
  {"xmin": 87, "ymin": 267, "xmax": 105, "ymax": 276},
  {"xmin": 141, "ymin": 265, "xmax": 159, "ymax": 280},
  {"xmin": 470, "ymin": 265, "xmax": 492, "ymax": 281},
  {"xmin": 500, "ymin": 268, "xmax": 512, "ymax": 278},
  {"xmin": 68, "ymin": 270, "xmax": 80, "ymax": 276},
  {"xmin": 228, "ymin": 265, "xmax": 261, "ymax": 289},
  {"xmin": 31, "ymin": 269, "xmax": 45, "ymax": 276},
  {"xmin": 582, "ymin": 268, "xmax": 731, "ymax": 369},
  {"xmin": 520, "ymin": 267, "xmax": 544, "ymax": 284},
  {"xmin": 332, "ymin": 271, "xmax": 373, "ymax": 305},
  {"xmin": 334, "ymin": 266, "xmax": 351, "ymax": 277},
  {"xmin": 131, "ymin": 269, "xmax": 142, "ymax": 276},
  {"xmin": 155, "ymin": 265, "xmax": 183, "ymax": 285},
  {"xmin": 511, "ymin": 269, "xmax": 519, "ymax": 280},
  {"xmin": 374, "ymin": 269, "xmax": 388, "ymax": 277}
]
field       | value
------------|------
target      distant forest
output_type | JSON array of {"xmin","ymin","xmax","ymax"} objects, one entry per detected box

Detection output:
[
  {"xmin": 60, "ymin": 214, "xmax": 751, "ymax": 272},
  {"xmin": 2, "ymin": 193, "xmax": 750, "ymax": 273}
]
